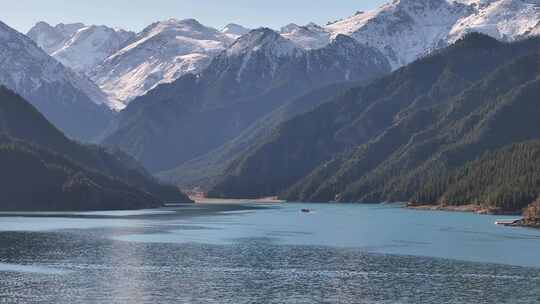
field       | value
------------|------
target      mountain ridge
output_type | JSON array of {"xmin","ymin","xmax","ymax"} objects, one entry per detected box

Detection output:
[
  {"xmin": 103, "ymin": 27, "xmax": 391, "ymax": 173},
  {"xmin": 0, "ymin": 20, "xmax": 113, "ymax": 141},
  {"xmin": 207, "ymin": 34, "xmax": 540, "ymax": 203}
]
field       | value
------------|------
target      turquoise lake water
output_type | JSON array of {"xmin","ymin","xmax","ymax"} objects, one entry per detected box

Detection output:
[{"xmin": 0, "ymin": 203, "xmax": 539, "ymax": 303}]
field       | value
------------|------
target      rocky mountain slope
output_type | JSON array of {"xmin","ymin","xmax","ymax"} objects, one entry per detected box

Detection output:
[
  {"xmin": 0, "ymin": 21, "xmax": 112, "ymax": 141},
  {"xmin": 27, "ymin": 22, "xmax": 86, "ymax": 53},
  {"xmin": 90, "ymin": 19, "xmax": 236, "ymax": 108},
  {"xmin": 221, "ymin": 23, "xmax": 250, "ymax": 39},
  {"xmin": 103, "ymin": 28, "xmax": 391, "ymax": 173},
  {"xmin": 273, "ymin": 0, "xmax": 540, "ymax": 69},
  {"xmin": 27, "ymin": 21, "xmax": 135, "ymax": 74}
]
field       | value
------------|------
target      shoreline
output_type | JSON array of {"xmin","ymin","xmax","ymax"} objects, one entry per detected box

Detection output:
[
  {"xmin": 404, "ymin": 203, "xmax": 540, "ymax": 228},
  {"xmin": 405, "ymin": 203, "xmax": 521, "ymax": 215},
  {"xmin": 188, "ymin": 194, "xmax": 285, "ymax": 204}
]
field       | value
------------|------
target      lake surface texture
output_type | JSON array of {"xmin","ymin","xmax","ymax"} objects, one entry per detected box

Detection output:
[{"xmin": 1, "ymin": 203, "xmax": 540, "ymax": 303}]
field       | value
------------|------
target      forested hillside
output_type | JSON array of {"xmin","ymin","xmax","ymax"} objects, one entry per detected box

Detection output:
[
  {"xmin": 413, "ymin": 141, "xmax": 540, "ymax": 211},
  {"xmin": 0, "ymin": 87, "xmax": 190, "ymax": 210},
  {"xmin": 208, "ymin": 34, "xmax": 540, "ymax": 204}
]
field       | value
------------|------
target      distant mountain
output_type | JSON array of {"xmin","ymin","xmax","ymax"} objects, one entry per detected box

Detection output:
[
  {"xmin": 90, "ymin": 19, "xmax": 236, "ymax": 107},
  {"xmin": 103, "ymin": 28, "xmax": 391, "ymax": 173},
  {"xmin": 0, "ymin": 20, "xmax": 112, "ymax": 141},
  {"xmin": 27, "ymin": 0, "xmax": 540, "ymax": 108},
  {"xmin": 323, "ymin": 0, "xmax": 540, "ymax": 68},
  {"xmin": 207, "ymin": 34, "xmax": 540, "ymax": 204},
  {"xmin": 280, "ymin": 23, "xmax": 330, "ymax": 49},
  {"xmin": 27, "ymin": 21, "xmax": 135, "ymax": 73},
  {"xmin": 0, "ymin": 86, "xmax": 191, "ymax": 211},
  {"xmin": 27, "ymin": 22, "xmax": 86, "ymax": 53},
  {"xmin": 221, "ymin": 23, "xmax": 250, "ymax": 39}
]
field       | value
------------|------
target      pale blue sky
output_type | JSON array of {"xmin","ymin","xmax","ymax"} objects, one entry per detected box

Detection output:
[{"xmin": 3, "ymin": 0, "xmax": 388, "ymax": 33}]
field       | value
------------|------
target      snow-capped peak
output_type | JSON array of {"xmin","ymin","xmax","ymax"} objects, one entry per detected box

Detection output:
[
  {"xmin": 221, "ymin": 23, "xmax": 250, "ymax": 39},
  {"xmin": 448, "ymin": 0, "xmax": 540, "ymax": 42},
  {"xmin": 141, "ymin": 18, "xmax": 227, "ymax": 42},
  {"xmin": 280, "ymin": 23, "xmax": 331, "ymax": 49},
  {"xmin": 27, "ymin": 21, "xmax": 135, "ymax": 74},
  {"xmin": 50, "ymin": 25, "xmax": 135, "ymax": 73},
  {"xmin": 27, "ymin": 22, "xmax": 85, "ymax": 54},
  {"xmin": 320, "ymin": 0, "xmax": 540, "ymax": 69},
  {"xmin": 91, "ymin": 18, "xmax": 235, "ymax": 108},
  {"xmin": 226, "ymin": 28, "xmax": 302, "ymax": 58}
]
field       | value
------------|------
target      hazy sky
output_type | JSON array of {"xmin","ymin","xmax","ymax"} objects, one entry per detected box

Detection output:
[{"xmin": 3, "ymin": 0, "xmax": 388, "ymax": 33}]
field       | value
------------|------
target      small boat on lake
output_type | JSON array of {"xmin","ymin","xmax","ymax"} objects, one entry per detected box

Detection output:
[
  {"xmin": 301, "ymin": 209, "xmax": 312, "ymax": 213},
  {"xmin": 495, "ymin": 219, "xmax": 522, "ymax": 226}
]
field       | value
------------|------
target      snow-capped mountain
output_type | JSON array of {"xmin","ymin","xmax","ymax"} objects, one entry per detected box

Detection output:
[
  {"xmin": 325, "ymin": 0, "xmax": 472, "ymax": 68},
  {"xmin": 24, "ymin": 0, "xmax": 540, "ymax": 109},
  {"xmin": 27, "ymin": 22, "xmax": 85, "ymax": 53},
  {"xmin": 448, "ymin": 0, "xmax": 540, "ymax": 42},
  {"xmin": 323, "ymin": 0, "xmax": 540, "ymax": 68},
  {"xmin": 90, "ymin": 19, "xmax": 236, "ymax": 108},
  {"xmin": 50, "ymin": 25, "xmax": 134, "ymax": 73},
  {"xmin": 0, "ymin": 20, "xmax": 111, "ymax": 141},
  {"xmin": 221, "ymin": 23, "xmax": 250, "ymax": 39},
  {"xmin": 27, "ymin": 22, "xmax": 134, "ymax": 73},
  {"xmin": 102, "ymin": 27, "xmax": 391, "ymax": 172},
  {"xmin": 225, "ymin": 28, "xmax": 302, "ymax": 60},
  {"xmin": 280, "ymin": 23, "xmax": 330, "ymax": 49}
]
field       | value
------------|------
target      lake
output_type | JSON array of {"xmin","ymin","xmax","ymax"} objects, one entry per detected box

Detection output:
[{"xmin": 1, "ymin": 203, "xmax": 540, "ymax": 303}]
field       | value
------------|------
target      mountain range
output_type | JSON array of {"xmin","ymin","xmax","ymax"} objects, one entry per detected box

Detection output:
[
  {"xmin": 27, "ymin": 21, "xmax": 135, "ymax": 74},
  {"xmin": 28, "ymin": 19, "xmax": 249, "ymax": 109},
  {"xmin": 101, "ymin": 30, "xmax": 391, "ymax": 173},
  {"xmin": 208, "ymin": 33, "xmax": 540, "ymax": 214},
  {"xmin": 26, "ymin": 0, "xmax": 540, "ymax": 111},
  {"xmin": 2, "ymin": 0, "xmax": 540, "ymax": 213}
]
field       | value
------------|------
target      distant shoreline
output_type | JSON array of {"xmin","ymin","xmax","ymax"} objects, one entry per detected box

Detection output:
[
  {"xmin": 405, "ymin": 203, "xmax": 522, "ymax": 216},
  {"xmin": 188, "ymin": 193, "xmax": 285, "ymax": 204}
]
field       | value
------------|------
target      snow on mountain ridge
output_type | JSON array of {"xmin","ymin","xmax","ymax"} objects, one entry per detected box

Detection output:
[
  {"xmin": 326, "ymin": 0, "xmax": 472, "ymax": 68},
  {"xmin": 27, "ymin": 21, "xmax": 134, "ymax": 109},
  {"xmin": 449, "ymin": 0, "xmax": 540, "ymax": 42},
  {"xmin": 27, "ymin": 22, "xmax": 85, "ymax": 54},
  {"xmin": 51, "ymin": 25, "xmax": 135, "ymax": 73},
  {"xmin": 323, "ymin": 0, "xmax": 540, "ymax": 68},
  {"xmin": 0, "ymin": 21, "xmax": 106, "ymax": 104},
  {"xmin": 27, "ymin": 0, "xmax": 540, "ymax": 109},
  {"xmin": 221, "ymin": 23, "xmax": 250, "ymax": 39},
  {"xmin": 27, "ymin": 22, "xmax": 133, "ymax": 73},
  {"xmin": 90, "ymin": 18, "xmax": 236, "ymax": 108},
  {"xmin": 226, "ymin": 28, "xmax": 302, "ymax": 58},
  {"xmin": 280, "ymin": 23, "xmax": 331, "ymax": 49},
  {"xmin": 0, "ymin": 20, "xmax": 112, "ymax": 139}
]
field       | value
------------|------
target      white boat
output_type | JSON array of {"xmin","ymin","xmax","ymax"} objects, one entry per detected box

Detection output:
[{"xmin": 495, "ymin": 219, "xmax": 522, "ymax": 226}]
